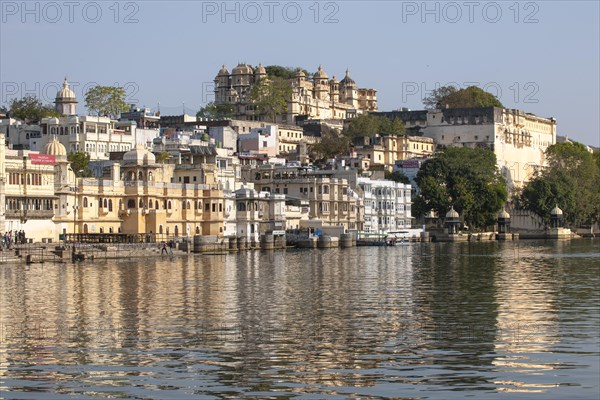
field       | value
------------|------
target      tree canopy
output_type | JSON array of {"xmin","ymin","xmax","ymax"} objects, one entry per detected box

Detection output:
[
  {"xmin": 264, "ymin": 65, "xmax": 309, "ymax": 80},
  {"xmin": 248, "ymin": 76, "xmax": 292, "ymax": 122},
  {"xmin": 413, "ymin": 147, "xmax": 507, "ymax": 230},
  {"xmin": 196, "ymin": 102, "xmax": 235, "ymax": 120},
  {"xmin": 8, "ymin": 95, "xmax": 60, "ymax": 122},
  {"xmin": 308, "ymin": 125, "xmax": 349, "ymax": 162},
  {"xmin": 343, "ymin": 114, "xmax": 405, "ymax": 138},
  {"xmin": 423, "ymin": 85, "xmax": 504, "ymax": 109},
  {"xmin": 84, "ymin": 86, "xmax": 128, "ymax": 118},
  {"xmin": 67, "ymin": 152, "xmax": 93, "ymax": 177},
  {"xmin": 519, "ymin": 142, "xmax": 600, "ymax": 227}
]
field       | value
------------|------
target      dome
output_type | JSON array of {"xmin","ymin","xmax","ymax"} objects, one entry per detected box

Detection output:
[
  {"xmin": 446, "ymin": 206, "xmax": 459, "ymax": 219},
  {"xmin": 217, "ymin": 64, "xmax": 229, "ymax": 76},
  {"xmin": 340, "ymin": 69, "xmax": 356, "ymax": 86},
  {"xmin": 232, "ymin": 63, "xmax": 254, "ymax": 75},
  {"xmin": 313, "ymin": 65, "xmax": 328, "ymax": 80},
  {"xmin": 498, "ymin": 208, "xmax": 510, "ymax": 219},
  {"xmin": 551, "ymin": 205, "xmax": 563, "ymax": 216},
  {"xmin": 329, "ymin": 75, "xmax": 339, "ymax": 84},
  {"xmin": 295, "ymin": 68, "xmax": 306, "ymax": 78},
  {"xmin": 56, "ymin": 77, "xmax": 76, "ymax": 101},
  {"xmin": 43, "ymin": 136, "xmax": 67, "ymax": 156},
  {"xmin": 123, "ymin": 144, "xmax": 156, "ymax": 165},
  {"xmin": 255, "ymin": 63, "xmax": 267, "ymax": 76}
]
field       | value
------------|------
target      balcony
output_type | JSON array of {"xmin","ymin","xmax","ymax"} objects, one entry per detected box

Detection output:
[{"xmin": 6, "ymin": 209, "xmax": 54, "ymax": 220}]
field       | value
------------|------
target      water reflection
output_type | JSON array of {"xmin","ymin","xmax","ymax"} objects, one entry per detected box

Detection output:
[{"xmin": 0, "ymin": 240, "xmax": 598, "ymax": 399}]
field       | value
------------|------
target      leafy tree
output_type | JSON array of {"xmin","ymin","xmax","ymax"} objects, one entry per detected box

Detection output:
[
  {"xmin": 84, "ymin": 86, "xmax": 128, "ymax": 118},
  {"xmin": 309, "ymin": 126, "xmax": 350, "ymax": 162},
  {"xmin": 68, "ymin": 152, "xmax": 93, "ymax": 177},
  {"xmin": 520, "ymin": 142, "xmax": 600, "ymax": 227},
  {"xmin": 264, "ymin": 65, "xmax": 309, "ymax": 79},
  {"xmin": 196, "ymin": 102, "xmax": 235, "ymax": 119},
  {"xmin": 343, "ymin": 114, "xmax": 405, "ymax": 138},
  {"xmin": 385, "ymin": 170, "xmax": 410, "ymax": 184},
  {"xmin": 8, "ymin": 95, "xmax": 60, "ymax": 122},
  {"xmin": 156, "ymin": 151, "xmax": 171, "ymax": 164},
  {"xmin": 248, "ymin": 76, "xmax": 292, "ymax": 122},
  {"xmin": 0, "ymin": 105, "xmax": 8, "ymax": 114},
  {"xmin": 422, "ymin": 85, "xmax": 503, "ymax": 109},
  {"xmin": 414, "ymin": 147, "xmax": 507, "ymax": 230}
]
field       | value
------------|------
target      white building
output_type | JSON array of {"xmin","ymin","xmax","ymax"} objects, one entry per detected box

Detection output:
[{"xmin": 356, "ymin": 176, "xmax": 412, "ymax": 234}]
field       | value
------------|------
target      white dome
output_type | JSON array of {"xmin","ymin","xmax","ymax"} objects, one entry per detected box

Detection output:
[
  {"xmin": 551, "ymin": 205, "xmax": 563, "ymax": 216},
  {"xmin": 446, "ymin": 206, "xmax": 459, "ymax": 219},
  {"xmin": 313, "ymin": 65, "xmax": 328, "ymax": 80},
  {"xmin": 56, "ymin": 77, "xmax": 76, "ymax": 100},
  {"xmin": 123, "ymin": 144, "xmax": 156, "ymax": 165},
  {"xmin": 43, "ymin": 136, "xmax": 67, "ymax": 156},
  {"xmin": 498, "ymin": 208, "xmax": 510, "ymax": 219}
]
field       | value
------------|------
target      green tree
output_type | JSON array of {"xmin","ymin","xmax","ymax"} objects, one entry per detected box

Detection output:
[
  {"xmin": 248, "ymin": 76, "xmax": 292, "ymax": 122},
  {"xmin": 309, "ymin": 126, "xmax": 350, "ymax": 162},
  {"xmin": 343, "ymin": 114, "xmax": 405, "ymax": 139},
  {"xmin": 414, "ymin": 147, "xmax": 507, "ymax": 230},
  {"xmin": 196, "ymin": 102, "xmax": 235, "ymax": 119},
  {"xmin": 84, "ymin": 86, "xmax": 128, "ymax": 118},
  {"xmin": 422, "ymin": 85, "xmax": 503, "ymax": 109},
  {"xmin": 520, "ymin": 142, "xmax": 600, "ymax": 227},
  {"xmin": 156, "ymin": 151, "xmax": 171, "ymax": 164},
  {"xmin": 385, "ymin": 170, "xmax": 410, "ymax": 184},
  {"xmin": 8, "ymin": 95, "xmax": 60, "ymax": 122},
  {"xmin": 68, "ymin": 152, "xmax": 93, "ymax": 177},
  {"xmin": 264, "ymin": 65, "xmax": 309, "ymax": 79}
]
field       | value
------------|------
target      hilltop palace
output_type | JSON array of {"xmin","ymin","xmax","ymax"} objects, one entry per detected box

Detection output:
[{"xmin": 214, "ymin": 64, "xmax": 378, "ymax": 123}]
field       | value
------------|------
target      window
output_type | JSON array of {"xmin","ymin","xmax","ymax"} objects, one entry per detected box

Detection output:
[
  {"xmin": 83, "ymin": 197, "xmax": 89, "ymax": 207},
  {"xmin": 127, "ymin": 199, "xmax": 135, "ymax": 209}
]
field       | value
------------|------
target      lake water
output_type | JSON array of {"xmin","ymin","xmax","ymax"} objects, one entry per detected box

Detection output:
[{"xmin": 1, "ymin": 240, "xmax": 598, "ymax": 399}]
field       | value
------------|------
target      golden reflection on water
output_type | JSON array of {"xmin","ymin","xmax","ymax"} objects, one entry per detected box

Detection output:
[{"xmin": 0, "ymin": 240, "xmax": 598, "ymax": 399}]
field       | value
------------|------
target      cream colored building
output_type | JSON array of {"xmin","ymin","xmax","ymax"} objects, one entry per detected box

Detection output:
[
  {"xmin": 421, "ymin": 108, "xmax": 556, "ymax": 189},
  {"xmin": 353, "ymin": 135, "xmax": 434, "ymax": 171},
  {"xmin": 214, "ymin": 64, "xmax": 377, "ymax": 124},
  {"xmin": 241, "ymin": 165, "xmax": 363, "ymax": 231}
]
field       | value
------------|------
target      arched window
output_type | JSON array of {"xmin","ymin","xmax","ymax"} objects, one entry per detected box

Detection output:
[
  {"xmin": 195, "ymin": 226, "xmax": 200, "ymax": 234},
  {"xmin": 139, "ymin": 199, "xmax": 144, "ymax": 208},
  {"xmin": 159, "ymin": 225, "xmax": 163, "ymax": 234},
  {"xmin": 83, "ymin": 197, "xmax": 88, "ymax": 207},
  {"xmin": 83, "ymin": 224, "xmax": 89, "ymax": 233},
  {"xmin": 149, "ymin": 200, "xmax": 153, "ymax": 209},
  {"xmin": 108, "ymin": 200, "xmax": 113, "ymax": 211},
  {"xmin": 109, "ymin": 227, "xmax": 113, "ymax": 233},
  {"xmin": 186, "ymin": 201, "xmax": 191, "ymax": 209},
  {"xmin": 99, "ymin": 227, "xmax": 104, "ymax": 233},
  {"xmin": 167, "ymin": 201, "xmax": 172, "ymax": 209},
  {"xmin": 174, "ymin": 225, "xmax": 179, "ymax": 236},
  {"xmin": 138, "ymin": 171, "xmax": 143, "ymax": 180},
  {"xmin": 238, "ymin": 203, "xmax": 246, "ymax": 211},
  {"xmin": 103, "ymin": 199, "xmax": 108, "ymax": 208},
  {"xmin": 197, "ymin": 201, "xmax": 202, "ymax": 210},
  {"xmin": 127, "ymin": 199, "xmax": 135, "ymax": 209},
  {"xmin": 166, "ymin": 227, "xmax": 170, "ymax": 236}
]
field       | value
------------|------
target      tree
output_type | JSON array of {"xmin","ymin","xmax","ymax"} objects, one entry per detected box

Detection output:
[
  {"xmin": 156, "ymin": 151, "xmax": 171, "ymax": 164},
  {"xmin": 8, "ymin": 95, "xmax": 59, "ymax": 122},
  {"xmin": 248, "ymin": 76, "xmax": 292, "ymax": 122},
  {"xmin": 68, "ymin": 152, "xmax": 93, "ymax": 177},
  {"xmin": 264, "ymin": 65, "xmax": 309, "ymax": 80},
  {"xmin": 343, "ymin": 114, "xmax": 405, "ymax": 139},
  {"xmin": 84, "ymin": 86, "xmax": 128, "ymax": 118},
  {"xmin": 385, "ymin": 170, "xmax": 410, "ymax": 184},
  {"xmin": 309, "ymin": 126, "xmax": 350, "ymax": 162},
  {"xmin": 520, "ymin": 142, "xmax": 600, "ymax": 227},
  {"xmin": 414, "ymin": 147, "xmax": 507, "ymax": 230},
  {"xmin": 422, "ymin": 85, "xmax": 503, "ymax": 109},
  {"xmin": 196, "ymin": 102, "xmax": 235, "ymax": 119}
]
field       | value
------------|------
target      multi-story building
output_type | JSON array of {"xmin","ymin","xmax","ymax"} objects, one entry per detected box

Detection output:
[
  {"xmin": 352, "ymin": 135, "xmax": 434, "ymax": 170},
  {"xmin": 214, "ymin": 64, "xmax": 377, "ymax": 124},
  {"xmin": 241, "ymin": 164, "xmax": 363, "ymax": 231},
  {"xmin": 376, "ymin": 107, "xmax": 557, "ymax": 188},
  {"xmin": 356, "ymin": 177, "xmax": 413, "ymax": 233}
]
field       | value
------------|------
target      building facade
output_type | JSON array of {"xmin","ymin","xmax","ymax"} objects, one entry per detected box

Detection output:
[{"xmin": 214, "ymin": 64, "xmax": 377, "ymax": 124}]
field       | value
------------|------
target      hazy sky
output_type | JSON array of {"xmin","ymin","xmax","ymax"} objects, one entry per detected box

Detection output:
[{"xmin": 1, "ymin": 0, "xmax": 598, "ymax": 146}]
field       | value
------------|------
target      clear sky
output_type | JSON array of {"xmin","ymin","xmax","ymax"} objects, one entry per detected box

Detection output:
[{"xmin": 1, "ymin": 0, "xmax": 598, "ymax": 146}]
